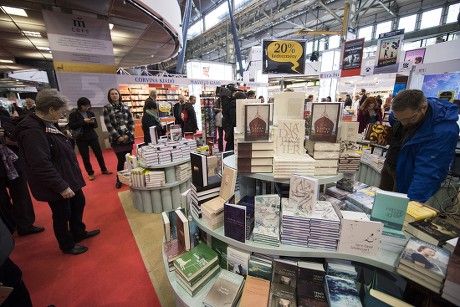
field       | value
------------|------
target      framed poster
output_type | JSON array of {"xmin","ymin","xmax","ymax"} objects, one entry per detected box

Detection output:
[
  {"xmin": 309, "ymin": 103, "xmax": 341, "ymax": 143},
  {"xmin": 341, "ymin": 38, "xmax": 365, "ymax": 77},
  {"xmin": 374, "ymin": 29, "xmax": 405, "ymax": 74},
  {"xmin": 404, "ymin": 48, "xmax": 426, "ymax": 65},
  {"xmin": 244, "ymin": 104, "xmax": 270, "ymax": 141}
]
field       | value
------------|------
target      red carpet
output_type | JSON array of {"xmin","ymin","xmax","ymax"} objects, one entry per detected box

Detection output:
[{"xmin": 10, "ymin": 145, "xmax": 161, "ymax": 307}]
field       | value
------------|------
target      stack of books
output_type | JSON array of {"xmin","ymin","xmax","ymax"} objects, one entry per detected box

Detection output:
[
  {"xmin": 325, "ymin": 259, "xmax": 358, "ymax": 281},
  {"xmin": 405, "ymin": 216, "xmax": 459, "ymax": 247},
  {"xmin": 338, "ymin": 121, "xmax": 360, "ymax": 173},
  {"xmin": 174, "ymin": 242, "xmax": 220, "ymax": 297},
  {"xmin": 335, "ymin": 178, "xmax": 368, "ymax": 193},
  {"xmin": 253, "ymin": 194, "xmax": 281, "ymax": 246},
  {"xmin": 144, "ymin": 170, "xmax": 166, "ymax": 188},
  {"xmin": 203, "ymin": 269, "xmax": 245, "ymax": 307},
  {"xmin": 325, "ymin": 186, "xmax": 351, "ymax": 200},
  {"xmin": 175, "ymin": 162, "xmax": 191, "ymax": 181},
  {"xmin": 337, "ymin": 211, "xmax": 383, "ymax": 257},
  {"xmin": 305, "ymin": 140, "xmax": 340, "ymax": 175},
  {"xmin": 442, "ymin": 241, "xmax": 460, "ymax": 305},
  {"xmin": 201, "ymin": 165, "xmax": 237, "ymax": 229},
  {"xmin": 272, "ymin": 154, "xmax": 315, "ymax": 179},
  {"xmin": 396, "ymin": 237, "xmax": 451, "ymax": 293},
  {"xmin": 239, "ymin": 275, "xmax": 270, "ymax": 307},
  {"xmin": 190, "ymin": 176, "xmax": 221, "ymax": 218},
  {"xmin": 281, "ymin": 198, "xmax": 310, "ymax": 248},
  {"xmin": 307, "ymin": 201, "xmax": 341, "ymax": 251},
  {"xmin": 345, "ymin": 186, "xmax": 380, "ymax": 214},
  {"xmin": 370, "ymin": 190, "xmax": 409, "ymax": 253},
  {"xmin": 236, "ymin": 141, "xmax": 274, "ymax": 173},
  {"xmin": 337, "ymin": 154, "xmax": 361, "ymax": 173},
  {"xmin": 318, "ymin": 193, "xmax": 346, "ymax": 210},
  {"xmin": 314, "ymin": 158, "xmax": 338, "ymax": 176},
  {"xmin": 297, "ymin": 260, "xmax": 327, "ymax": 307},
  {"xmin": 269, "ymin": 259, "xmax": 298, "ymax": 307},
  {"xmin": 404, "ymin": 201, "xmax": 438, "ymax": 226}
]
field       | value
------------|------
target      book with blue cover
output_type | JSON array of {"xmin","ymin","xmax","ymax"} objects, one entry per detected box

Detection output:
[
  {"xmin": 345, "ymin": 186, "xmax": 380, "ymax": 214},
  {"xmin": 237, "ymin": 196, "xmax": 255, "ymax": 240},
  {"xmin": 224, "ymin": 202, "xmax": 246, "ymax": 243},
  {"xmin": 371, "ymin": 190, "xmax": 409, "ymax": 231},
  {"xmin": 325, "ymin": 275, "xmax": 362, "ymax": 307},
  {"xmin": 248, "ymin": 256, "xmax": 272, "ymax": 281}
]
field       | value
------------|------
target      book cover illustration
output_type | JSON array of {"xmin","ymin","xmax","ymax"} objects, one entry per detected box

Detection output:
[
  {"xmin": 364, "ymin": 123, "xmax": 393, "ymax": 145},
  {"xmin": 370, "ymin": 190, "xmax": 409, "ymax": 231},
  {"xmin": 227, "ymin": 246, "xmax": 250, "ymax": 277},
  {"xmin": 248, "ymin": 257, "xmax": 272, "ymax": 281},
  {"xmin": 399, "ymin": 237, "xmax": 451, "ymax": 280},
  {"xmin": 272, "ymin": 259, "xmax": 297, "ymax": 288},
  {"xmin": 173, "ymin": 242, "xmax": 218, "ymax": 281},
  {"xmin": 169, "ymin": 124, "xmax": 182, "ymax": 141},
  {"xmin": 339, "ymin": 121, "xmax": 359, "ymax": 154},
  {"xmin": 211, "ymin": 236, "xmax": 228, "ymax": 269},
  {"xmin": 325, "ymin": 275, "xmax": 362, "ymax": 307},
  {"xmin": 254, "ymin": 194, "xmax": 281, "ymax": 238},
  {"xmin": 289, "ymin": 174, "xmax": 319, "ymax": 214},
  {"xmin": 244, "ymin": 104, "xmax": 270, "ymax": 141},
  {"xmin": 269, "ymin": 282, "xmax": 297, "ymax": 307},
  {"xmin": 275, "ymin": 119, "xmax": 306, "ymax": 156},
  {"xmin": 236, "ymin": 99, "xmax": 261, "ymax": 134},
  {"xmin": 309, "ymin": 103, "xmax": 341, "ymax": 143},
  {"xmin": 406, "ymin": 216, "xmax": 460, "ymax": 245},
  {"xmin": 203, "ymin": 269, "xmax": 245, "ymax": 307}
]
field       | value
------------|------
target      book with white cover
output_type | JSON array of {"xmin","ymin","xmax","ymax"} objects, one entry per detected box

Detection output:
[
  {"xmin": 274, "ymin": 119, "xmax": 306, "ymax": 156},
  {"xmin": 253, "ymin": 194, "xmax": 281, "ymax": 241},
  {"xmin": 339, "ymin": 121, "xmax": 359, "ymax": 155},
  {"xmin": 227, "ymin": 246, "xmax": 251, "ymax": 278},
  {"xmin": 236, "ymin": 98, "xmax": 261, "ymax": 133},
  {"xmin": 273, "ymin": 92, "xmax": 305, "ymax": 125},
  {"xmin": 289, "ymin": 174, "xmax": 319, "ymax": 214}
]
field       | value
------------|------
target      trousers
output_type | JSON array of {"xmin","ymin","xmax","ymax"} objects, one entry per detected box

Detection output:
[{"xmin": 76, "ymin": 137, "xmax": 107, "ymax": 175}]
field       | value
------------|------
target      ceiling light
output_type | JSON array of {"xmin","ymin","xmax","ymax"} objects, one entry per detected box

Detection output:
[
  {"xmin": 0, "ymin": 59, "xmax": 14, "ymax": 63},
  {"xmin": 22, "ymin": 31, "xmax": 42, "ymax": 37},
  {"xmin": 109, "ymin": 23, "xmax": 114, "ymax": 30},
  {"xmin": 1, "ymin": 6, "xmax": 28, "ymax": 17},
  {"xmin": 37, "ymin": 46, "xmax": 50, "ymax": 51}
]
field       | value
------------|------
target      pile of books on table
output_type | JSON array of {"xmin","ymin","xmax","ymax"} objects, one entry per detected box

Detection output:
[
  {"xmin": 190, "ymin": 176, "xmax": 220, "ymax": 218},
  {"xmin": 396, "ymin": 237, "xmax": 451, "ymax": 293},
  {"xmin": 272, "ymin": 154, "xmax": 315, "ymax": 179},
  {"xmin": 174, "ymin": 242, "xmax": 220, "ymax": 297},
  {"xmin": 307, "ymin": 201, "xmax": 341, "ymax": 251},
  {"xmin": 175, "ymin": 162, "xmax": 191, "ymax": 181}
]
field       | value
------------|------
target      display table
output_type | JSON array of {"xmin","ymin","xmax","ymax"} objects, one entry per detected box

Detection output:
[{"xmin": 130, "ymin": 158, "xmax": 191, "ymax": 213}]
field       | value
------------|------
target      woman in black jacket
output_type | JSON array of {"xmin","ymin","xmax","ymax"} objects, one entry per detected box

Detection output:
[
  {"xmin": 68, "ymin": 97, "xmax": 112, "ymax": 181},
  {"xmin": 142, "ymin": 98, "xmax": 162, "ymax": 144},
  {"xmin": 14, "ymin": 89, "xmax": 100, "ymax": 255}
]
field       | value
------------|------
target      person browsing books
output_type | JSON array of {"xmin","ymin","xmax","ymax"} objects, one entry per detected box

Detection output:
[
  {"xmin": 357, "ymin": 96, "xmax": 382, "ymax": 133},
  {"xmin": 142, "ymin": 98, "xmax": 162, "ymax": 144},
  {"xmin": 411, "ymin": 245, "xmax": 436, "ymax": 269},
  {"xmin": 379, "ymin": 90, "xmax": 459, "ymax": 202},
  {"xmin": 103, "ymin": 88, "xmax": 135, "ymax": 189},
  {"xmin": 68, "ymin": 97, "xmax": 112, "ymax": 181},
  {"xmin": 182, "ymin": 95, "xmax": 198, "ymax": 134},
  {"xmin": 14, "ymin": 89, "xmax": 100, "ymax": 255}
]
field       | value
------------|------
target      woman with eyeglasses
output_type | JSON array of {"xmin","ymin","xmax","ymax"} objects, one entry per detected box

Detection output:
[
  {"xmin": 14, "ymin": 88, "xmax": 100, "ymax": 255},
  {"xmin": 103, "ymin": 88, "xmax": 135, "ymax": 189}
]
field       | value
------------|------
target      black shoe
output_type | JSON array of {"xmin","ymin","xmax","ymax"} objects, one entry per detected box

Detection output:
[
  {"xmin": 102, "ymin": 170, "xmax": 113, "ymax": 175},
  {"xmin": 17, "ymin": 226, "xmax": 45, "ymax": 236},
  {"xmin": 62, "ymin": 244, "xmax": 88, "ymax": 255},
  {"xmin": 115, "ymin": 182, "xmax": 122, "ymax": 189},
  {"xmin": 74, "ymin": 229, "xmax": 101, "ymax": 243}
]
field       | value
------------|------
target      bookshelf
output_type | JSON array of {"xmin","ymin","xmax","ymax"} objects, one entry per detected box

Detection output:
[
  {"xmin": 200, "ymin": 90, "xmax": 216, "ymax": 141},
  {"xmin": 130, "ymin": 158, "xmax": 191, "ymax": 213}
]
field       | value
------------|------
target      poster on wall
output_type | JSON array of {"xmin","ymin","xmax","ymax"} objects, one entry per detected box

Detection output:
[
  {"xmin": 341, "ymin": 38, "xmax": 365, "ymax": 77},
  {"xmin": 262, "ymin": 40, "xmax": 306, "ymax": 75},
  {"xmin": 404, "ymin": 48, "xmax": 426, "ymax": 65},
  {"xmin": 422, "ymin": 73, "xmax": 460, "ymax": 101},
  {"xmin": 374, "ymin": 29, "xmax": 404, "ymax": 74}
]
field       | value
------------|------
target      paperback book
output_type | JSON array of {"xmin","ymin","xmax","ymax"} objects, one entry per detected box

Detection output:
[
  {"xmin": 173, "ymin": 242, "xmax": 219, "ymax": 284},
  {"xmin": 203, "ymin": 269, "xmax": 245, "ymax": 307},
  {"xmin": 274, "ymin": 119, "xmax": 306, "ymax": 156},
  {"xmin": 370, "ymin": 190, "xmax": 409, "ymax": 231},
  {"xmin": 289, "ymin": 174, "xmax": 319, "ymax": 214},
  {"xmin": 269, "ymin": 282, "xmax": 297, "ymax": 307},
  {"xmin": 239, "ymin": 276, "xmax": 270, "ymax": 307},
  {"xmin": 272, "ymin": 259, "xmax": 297, "ymax": 288},
  {"xmin": 227, "ymin": 246, "xmax": 250, "ymax": 278},
  {"xmin": 324, "ymin": 275, "xmax": 362, "ymax": 307},
  {"xmin": 405, "ymin": 216, "xmax": 459, "ymax": 246}
]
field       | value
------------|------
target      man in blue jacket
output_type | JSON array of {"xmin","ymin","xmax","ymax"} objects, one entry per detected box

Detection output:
[{"xmin": 379, "ymin": 89, "xmax": 459, "ymax": 202}]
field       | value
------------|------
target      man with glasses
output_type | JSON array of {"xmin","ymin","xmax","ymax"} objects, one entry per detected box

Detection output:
[{"xmin": 379, "ymin": 89, "xmax": 459, "ymax": 202}]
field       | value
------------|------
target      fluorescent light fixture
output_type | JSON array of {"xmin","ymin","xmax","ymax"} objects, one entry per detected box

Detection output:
[
  {"xmin": 1, "ymin": 6, "xmax": 28, "ymax": 17},
  {"xmin": 37, "ymin": 46, "xmax": 50, "ymax": 51},
  {"xmin": 109, "ymin": 23, "xmax": 114, "ymax": 30},
  {"xmin": 22, "ymin": 31, "xmax": 42, "ymax": 37},
  {"xmin": 0, "ymin": 59, "xmax": 14, "ymax": 63}
]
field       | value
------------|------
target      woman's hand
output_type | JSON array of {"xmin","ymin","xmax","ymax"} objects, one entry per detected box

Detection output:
[
  {"xmin": 117, "ymin": 136, "xmax": 124, "ymax": 143},
  {"xmin": 123, "ymin": 135, "xmax": 129, "ymax": 142},
  {"xmin": 60, "ymin": 187, "xmax": 75, "ymax": 199}
]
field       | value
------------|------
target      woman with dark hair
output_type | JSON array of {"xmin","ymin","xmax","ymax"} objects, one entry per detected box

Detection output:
[
  {"xmin": 68, "ymin": 97, "xmax": 112, "ymax": 181},
  {"xmin": 14, "ymin": 88, "xmax": 100, "ymax": 255},
  {"xmin": 103, "ymin": 88, "xmax": 134, "ymax": 189},
  {"xmin": 357, "ymin": 96, "xmax": 382, "ymax": 133},
  {"xmin": 142, "ymin": 98, "xmax": 161, "ymax": 144}
]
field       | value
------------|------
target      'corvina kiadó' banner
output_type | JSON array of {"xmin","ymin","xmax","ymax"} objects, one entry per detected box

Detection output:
[{"xmin": 262, "ymin": 40, "xmax": 306, "ymax": 75}]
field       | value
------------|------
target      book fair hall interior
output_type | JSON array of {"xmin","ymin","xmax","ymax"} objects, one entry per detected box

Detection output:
[{"xmin": 2, "ymin": 0, "xmax": 460, "ymax": 306}]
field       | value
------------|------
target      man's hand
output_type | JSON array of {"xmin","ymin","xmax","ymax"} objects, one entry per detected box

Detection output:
[{"xmin": 60, "ymin": 187, "xmax": 75, "ymax": 199}]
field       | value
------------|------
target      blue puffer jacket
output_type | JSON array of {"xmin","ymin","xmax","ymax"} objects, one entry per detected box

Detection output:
[{"xmin": 396, "ymin": 97, "xmax": 459, "ymax": 202}]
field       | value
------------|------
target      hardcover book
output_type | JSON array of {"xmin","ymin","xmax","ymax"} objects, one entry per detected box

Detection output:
[
  {"xmin": 237, "ymin": 141, "xmax": 274, "ymax": 151},
  {"xmin": 175, "ymin": 208, "xmax": 190, "ymax": 251},
  {"xmin": 173, "ymin": 242, "xmax": 219, "ymax": 283},
  {"xmin": 399, "ymin": 237, "xmax": 451, "ymax": 281},
  {"xmin": 253, "ymin": 194, "xmax": 281, "ymax": 244},
  {"xmin": 324, "ymin": 275, "xmax": 362, "ymax": 307},
  {"xmin": 309, "ymin": 102, "xmax": 341, "ymax": 143},
  {"xmin": 163, "ymin": 239, "xmax": 185, "ymax": 263},
  {"xmin": 339, "ymin": 121, "xmax": 359, "ymax": 155},
  {"xmin": 269, "ymin": 282, "xmax": 297, "ymax": 307},
  {"xmin": 370, "ymin": 190, "xmax": 409, "ymax": 231},
  {"xmin": 239, "ymin": 276, "xmax": 270, "ymax": 307},
  {"xmin": 364, "ymin": 123, "xmax": 393, "ymax": 146},
  {"xmin": 273, "ymin": 91, "xmax": 305, "ymax": 125},
  {"xmin": 405, "ymin": 216, "xmax": 460, "ymax": 246},
  {"xmin": 227, "ymin": 246, "xmax": 250, "ymax": 278},
  {"xmin": 297, "ymin": 260, "xmax": 325, "ymax": 285},
  {"xmin": 274, "ymin": 119, "xmax": 306, "ymax": 156},
  {"xmin": 237, "ymin": 149, "xmax": 274, "ymax": 158},
  {"xmin": 289, "ymin": 174, "xmax": 319, "ymax": 214},
  {"xmin": 244, "ymin": 104, "xmax": 270, "ymax": 141},
  {"xmin": 236, "ymin": 98, "xmax": 261, "ymax": 133},
  {"xmin": 248, "ymin": 256, "xmax": 272, "ymax": 281},
  {"xmin": 190, "ymin": 152, "xmax": 208, "ymax": 187},
  {"xmin": 272, "ymin": 259, "xmax": 297, "ymax": 288},
  {"xmin": 203, "ymin": 269, "xmax": 245, "ymax": 307},
  {"xmin": 201, "ymin": 166, "xmax": 238, "ymax": 218},
  {"xmin": 297, "ymin": 280, "xmax": 328, "ymax": 307},
  {"xmin": 175, "ymin": 265, "xmax": 220, "ymax": 297},
  {"xmin": 237, "ymin": 195, "xmax": 255, "ymax": 240},
  {"xmin": 224, "ymin": 202, "xmax": 247, "ymax": 243},
  {"xmin": 211, "ymin": 237, "xmax": 228, "ymax": 269}
]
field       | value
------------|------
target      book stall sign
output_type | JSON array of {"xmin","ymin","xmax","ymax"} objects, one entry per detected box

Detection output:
[
  {"xmin": 341, "ymin": 38, "xmax": 365, "ymax": 77},
  {"xmin": 262, "ymin": 40, "xmax": 306, "ymax": 74},
  {"xmin": 404, "ymin": 48, "xmax": 426, "ymax": 65},
  {"xmin": 374, "ymin": 29, "xmax": 405, "ymax": 74}
]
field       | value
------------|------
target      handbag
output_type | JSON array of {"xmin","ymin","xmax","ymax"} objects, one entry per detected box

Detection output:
[{"xmin": 71, "ymin": 127, "xmax": 83, "ymax": 139}]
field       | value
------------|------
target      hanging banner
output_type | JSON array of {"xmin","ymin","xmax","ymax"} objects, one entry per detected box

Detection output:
[
  {"xmin": 262, "ymin": 40, "xmax": 306, "ymax": 75},
  {"xmin": 341, "ymin": 38, "xmax": 365, "ymax": 77},
  {"xmin": 374, "ymin": 29, "xmax": 404, "ymax": 74},
  {"xmin": 404, "ymin": 48, "xmax": 426, "ymax": 65}
]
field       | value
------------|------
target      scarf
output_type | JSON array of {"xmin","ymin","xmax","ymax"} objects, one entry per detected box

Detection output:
[
  {"xmin": 146, "ymin": 109, "xmax": 160, "ymax": 123},
  {"xmin": 0, "ymin": 143, "xmax": 18, "ymax": 180}
]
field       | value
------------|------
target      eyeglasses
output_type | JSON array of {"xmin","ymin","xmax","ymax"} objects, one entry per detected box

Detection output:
[{"xmin": 393, "ymin": 109, "xmax": 421, "ymax": 124}]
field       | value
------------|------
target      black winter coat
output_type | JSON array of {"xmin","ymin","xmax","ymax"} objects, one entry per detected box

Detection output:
[
  {"xmin": 14, "ymin": 114, "xmax": 85, "ymax": 202},
  {"xmin": 182, "ymin": 103, "xmax": 198, "ymax": 133},
  {"xmin": 68, "ymin": 109, "xmax": 99, "ymax": 141}
]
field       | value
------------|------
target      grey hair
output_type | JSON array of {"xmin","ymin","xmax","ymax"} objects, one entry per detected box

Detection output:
[
  {"xmin": 35, "ymin": 88, "xmax": 69, "ymax": 112},
  {"xmin": 392, "ymin": 89, "xmax": 428, "ymax": 112}
]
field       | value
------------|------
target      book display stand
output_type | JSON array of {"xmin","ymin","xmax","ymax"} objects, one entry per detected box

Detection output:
[{"xmin": 130, "ymin": 158, "xmax": 191, "ymax": 213}]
